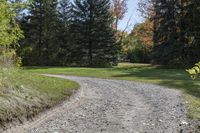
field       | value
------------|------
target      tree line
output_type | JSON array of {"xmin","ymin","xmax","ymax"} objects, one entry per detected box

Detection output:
[
  {"xmin": 1, "ymin": 0, "xmax": 200, "ymax": 68},
  {"xmin": 16, "ymin": 0, "xmax": 119, "ymax": 67},
  {"xmin": 137, "ymin": 0, "xmax": 200, "ymax": 68}
]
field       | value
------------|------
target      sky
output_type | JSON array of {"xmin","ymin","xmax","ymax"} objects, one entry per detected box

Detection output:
[{"xmin": 118, "ymin": 0, "xmax": 145, "ymax": 32}]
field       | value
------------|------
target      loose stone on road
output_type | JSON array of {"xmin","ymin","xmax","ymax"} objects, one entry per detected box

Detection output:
[{"xmin": 4, "ymin": 75, "xmax": 197, "ymax": 133}]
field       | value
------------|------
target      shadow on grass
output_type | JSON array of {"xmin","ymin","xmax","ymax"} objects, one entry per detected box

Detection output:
[
  {"xmin": 112, "ymin": 67, "xmax": 188, "ymax": 80},
  {"xmin": 112, "ymin": 68, "xmax": 200, "ymax": 98},
  {"xmin": 158, "ymin": 80, "xmax": 200, "ymax": 98}
]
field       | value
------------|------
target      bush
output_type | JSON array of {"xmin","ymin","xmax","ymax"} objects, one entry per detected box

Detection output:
[
  {"xmin": 129, "ymin": 43, "xmax": 151, "ymax": 63},
  {"xmin": 0, "ymin": 48, "xmax": 22, "ymax": 67},
  {"xmin": 186, "ymin": 62, "xmax": 200, "ymax": 79},
  {"xmin": 122, "ymin": 36, "xmax": 152, "ymax": 63}
]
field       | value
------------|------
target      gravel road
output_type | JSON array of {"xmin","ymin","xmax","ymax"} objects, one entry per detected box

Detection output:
[{"xmin": 4, "ymin": 75, "xmax": 198, "ymax": 133}]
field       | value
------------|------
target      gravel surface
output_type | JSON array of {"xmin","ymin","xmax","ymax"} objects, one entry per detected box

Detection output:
[{"xmin": 3, "ymin": 75, "xmax": 198, "ymax": 133}]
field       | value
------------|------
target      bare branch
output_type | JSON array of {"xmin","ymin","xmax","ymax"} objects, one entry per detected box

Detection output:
[{"xmin": 118, "ymin": 15, "xmax": 133, "ymax": 44}]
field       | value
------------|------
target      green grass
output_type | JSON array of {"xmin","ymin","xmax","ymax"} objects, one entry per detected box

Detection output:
[
  {"xmin": 24, "ymin": 63, "xmax": 200, "ymax": 120},
  {"xmin": 0, "ymin": 67, "xmax": 79, "ymax": 127}
]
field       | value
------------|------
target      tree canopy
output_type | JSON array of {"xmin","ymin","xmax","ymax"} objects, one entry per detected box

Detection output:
[
  {"xmin": 0, "ymin": 0, "xmax": 200, "ymax": 68},
  {"xmin": 0, "ymin": 1, "xmax": 23, "ymax": 48}
]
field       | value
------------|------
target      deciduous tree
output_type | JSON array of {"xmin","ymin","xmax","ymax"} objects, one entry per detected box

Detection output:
[
  {"xmin": 111, "ymin": 0, "xmax": 127, "ymax": 31},
  {"xmin": 0, "ymin": 0, "xmax": 23, "ymax": 66},
  {"xmin": 0, "ymin": 0, "xmax": 23, "ymax": 48}
]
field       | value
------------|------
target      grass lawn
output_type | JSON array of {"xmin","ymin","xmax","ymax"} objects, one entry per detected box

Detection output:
[
  {"xmin": 0, "ymin": 67, "xmax": 79, "ymax": 127},
  {"xmin": 24, "ymin": 63, "xmax": 200, "ymax": 120}
]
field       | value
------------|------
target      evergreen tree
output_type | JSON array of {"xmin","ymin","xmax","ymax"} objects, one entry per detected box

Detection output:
[
  {"xmin": 57, "ymin": 0, "xmax": 73, "ymax": 65},
  {"xmin": 58, "ymin": 0, "xmax": 71, "ymax": 23},
  {"xmin": 71, "ymin": 0, "xmax": 118, "ymax": 67},
  {"xmin": 152, "ymin": 0, "xmax": 200, "ymax": 68},
  {"xmin": 19, "ymin": 0, "xmax": 60, "ymax": 65},
  {"xmin": 152, "ymin": 0, "xmax": 181, "ymax": 66},
  {"xmin": 182, "ymin": 0, "xmax": 200, "ymax": 67}
]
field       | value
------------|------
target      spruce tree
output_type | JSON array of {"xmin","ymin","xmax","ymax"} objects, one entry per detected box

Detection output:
[
  {"xmin": 152, "ymin": 0, "xmax": 200, "ymax": 68},
  {"xmin": 58, "ymin": 0, "xmax": 71, "ymax": 24},
  {"xmin": 19, "ymin": 0, "xmax": 60, "ymax": 65},
  {"xmin": 71, "ymin": 0, "xmax": 118, "ymax": 67},
  {"xmin": 152, "ymin": 0, "xmax": 180, "ymax": 66},
  {"xmin": 183, "ymin": 0, "xmax": 200, "ymax": 67},
  {"xmin": 57, "ymin": 0, "xmax": 72, "ymax": 65}
]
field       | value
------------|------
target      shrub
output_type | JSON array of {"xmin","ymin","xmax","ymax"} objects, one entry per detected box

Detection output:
[
  {"xmin": 186, "ymin": 62, "xmax": 200, "ymax": 80},
  {"xmin": 0, "ymin": 48, "xmax": 21, "ymax": 67},
  {"xmin": 122, "ymin": 35, "xmax": 152, "ymax": 63}
]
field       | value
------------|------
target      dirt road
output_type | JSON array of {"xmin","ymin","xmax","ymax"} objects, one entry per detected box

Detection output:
[{"xmin": 4, "ymin": 75, "xmax": 197, "ymax": 133}]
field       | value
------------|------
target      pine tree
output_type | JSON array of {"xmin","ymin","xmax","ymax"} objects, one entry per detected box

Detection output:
[
  {"xmin": 183, "ymin": 0, "xmax": 200, "ymax": 67},
  {"xmin": 152, "ymin": 0, "xmax": 179, "ymax": 66},
  {"xmin": 57, "ymin": 0, "xmax": 73, "ymax": 65},
  {"xmin": 19, "ymin": 0, "xmax": 60, "ymax": 65},
  {"xmin": 58, "ymin": 0, "xmax": 71, "ymax": 24},
  {"xmin": 71, "ymin": 0, "xmax": 118, "ymax": 67},
  {"xmin": 152, "ymin": 0, "xmax": 200, "ymax": 68}
]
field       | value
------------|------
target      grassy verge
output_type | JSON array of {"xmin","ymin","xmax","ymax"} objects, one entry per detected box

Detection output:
[
  {"xmin": 24, "ymin": 63, "xmax": 200, "ymax": 120},
  {"xmin": 0, "ymin": 67, "xmax": 79, "ymax": 128}
]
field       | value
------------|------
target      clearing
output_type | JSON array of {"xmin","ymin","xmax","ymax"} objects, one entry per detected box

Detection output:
[{"xmin": 25, "ymin": 63, "xmax": 200, "ymax": 120}]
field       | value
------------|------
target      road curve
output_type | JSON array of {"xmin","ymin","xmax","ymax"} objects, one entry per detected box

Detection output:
[{"xmin": 4, "ymin": 75, "xmax": 197, "ymax": 133}]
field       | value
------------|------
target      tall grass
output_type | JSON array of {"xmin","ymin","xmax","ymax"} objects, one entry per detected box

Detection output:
[{"xmin": 0, "ymin": 67, "xmax": 79, "ymax": 128}]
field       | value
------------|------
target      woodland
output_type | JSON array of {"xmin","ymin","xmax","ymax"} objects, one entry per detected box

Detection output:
[{"xmin": 0, "ymin": 0, "xmax": 199, "ymax": 68}]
